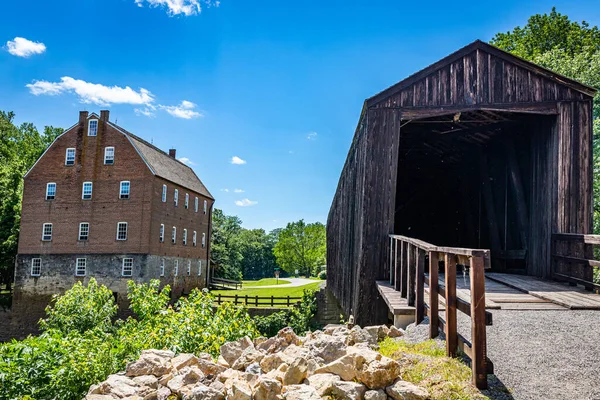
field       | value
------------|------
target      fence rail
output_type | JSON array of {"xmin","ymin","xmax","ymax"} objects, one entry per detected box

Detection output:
[
  {"xmin": 210, "ymin": 278, "xmax": 243, "ymax": 290},
  {"xmin": 389, "ymin": 234, "xmax": 492, "ymax": 389},
  {"xmin": 213, "ymin": 294, "xmax": 302, "ymax": 307},
  {"xmin": 552, "ymin": 233, "xmax": 600, "ymax": 291}
]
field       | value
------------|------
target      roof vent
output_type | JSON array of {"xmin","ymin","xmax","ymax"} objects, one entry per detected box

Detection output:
[{"xmin": 169, "ymin": 149, "xmax": 177, "ymax": 158}]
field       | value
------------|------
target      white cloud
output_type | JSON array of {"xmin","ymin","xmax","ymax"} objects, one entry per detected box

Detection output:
[
  {"xmin": 234, "ymin": 188, "xmax": 244, "ymax": 193},
  {"xmin": 307, "ymin": 131, "xmax": 317, "ymax": 140},
  {"xmin": 26, "ymin": 77, "xmax": 154, "ymax": 106},
  {"xmin": 134, "ymin": 0, "xmax": 218, "ymax": 16},
  {"xmin": 159, "ymin": 100, "xmax": 202, "ymax": 119},
  {"xmin": 235, "ymin": 198, "xmax": 258, "ymax": 207},
  {"xmin": 6, "ymin": 37, "xmax": 46, "ymax": 57},
  {"xmin": 221, "ymin": 188, "xmax": 229, "ymax": 192},
  {"xmin": 231, "ymin": 156, "xmax": 246, "ymax": 165},
  {"xmin": 135, "ymin": 107, "xmax": 156, "ymax": 117},
  {"xmin": 178, "ymin": 157, "xmax": 196, "ymax": 166}
]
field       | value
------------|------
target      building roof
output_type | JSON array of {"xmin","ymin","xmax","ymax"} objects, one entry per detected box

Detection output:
[
  {"xmin": 367, "ymin": 40, "xmax": 597, "ymax": 107},
  {"xmin": 107, "ymin": 120, "xmax": 214, "ymax": 200}
]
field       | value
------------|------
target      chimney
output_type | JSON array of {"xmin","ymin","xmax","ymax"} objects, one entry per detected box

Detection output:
[
  {"xmin": 79, "ymin": 111, "xmax": 89, "ymax": 124},
  {"xmin": 169, "ymin": 149, "xmax": 177, "ymax": 158},
  {"xmin": 100, "ymin": 110, "xmax": 110, "ymax": 122}
]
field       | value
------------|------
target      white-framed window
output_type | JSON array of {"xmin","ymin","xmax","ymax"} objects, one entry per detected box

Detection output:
[
  {"xmin": 185, "ymin": 193, "xmax": 189, "ymax": 209},
  {"xmin": 174, "ymin": 260, "xmax": 178, "ymax": 276},
  {"xmin": 202, "ymin": 232, "xmax": 206, "ymax": 248},
  {"xmin": 122, "ymin": 258, "xmax": 133, "ymax": 277},
  {"xmin": 79, "ymin": 222, "xmax": 89, "ymax": 241},
  {"xmin": 46, "ymin": 183, "xmax": 56, "ymax": 200},
  {"xmin": 187, "ymin": 260, "xmax": 191, "ymax": 276},
  {"xmin": 75, "ymin": 258, "xmax": 86, "ymax": 276},
  {"xmin": 88, "ymin": 119, "xmax": 98, "ymax": 136},
  {"xmin": 203, "ymin": 200, "xmax": 207, "ymax": 214},
  {"xmin": 31, "ymin": 258, "xmax": 41, "ymax": 276},
  {"xmin": 193, "ymin": 231, "xmax": 197, "ymax": 247},
  {"xmin": 82, "ymin": 182, "xmax": 93, "ymax": 200},
  {"xmin": 172, "ymin": 226, "xmax": 176, "ymax": 244},
  {"xmin": 174, "ymin": 189, "xmax": 179, "ymax": 207},
  {"xmin": 65, "ymin": 148, "xmax": 76, "ymax": 166},
  {"xmin": 194, "ymin": 197, "xmax": 198, "ymax": 213},
  {"xmin": 160, "ymin": 259, "xmax": 165, "ymax": 277},
  {"xmin": 120, "ymin": 181, "xmax": 130, "ymax": 199},
  {"xmin": 183, "ymin": 229, "xmax": 187, "ymax": 245},
  {"xmin": 42, "ymin": 223, "xmax": 52, "ymax": 241},
  {"xmin": 198, "ymin": 260, "xmax": 202, "ymax": 276},
  {"xmin": 159, "ymin": 224, "xmax": 165, "ymax": 242},
  {"xmin": 116, "ymin": 222, "xmax": 128, "ymax": 241},
  {"xmin": 162, "ymin": 184, "xmax": 167, "ymax": 202},
  {"xmin": 104, "ymin": 147, "xmax": 115, "ymax": 165}
]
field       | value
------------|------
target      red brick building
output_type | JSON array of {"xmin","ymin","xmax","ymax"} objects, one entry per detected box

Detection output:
[{"xmin": 13, "ymin": 110, "xmax": 214, "ymax": 315}]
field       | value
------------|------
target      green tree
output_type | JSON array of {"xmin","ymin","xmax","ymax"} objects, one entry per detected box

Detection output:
[
  {"xmin": 0, "ymin": 112, "xmax": 62, "ymax": 286},
  {"xmin": 238, "ymin": 228, "xmax": 278, "ymax": 279},
  {"xmin": 491, "ymin": 8, "xmax": 600, "ymax": 233},
  {"xmin": 273, "ymin": 220, "xmax": 326, "ymax": 277},
  {"xmin": 210, "ymin": 208, "xmax": 244, "ymax": 280}
]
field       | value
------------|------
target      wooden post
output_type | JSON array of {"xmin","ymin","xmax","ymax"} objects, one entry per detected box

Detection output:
[
  {"xmin": 271, "ymin": 295, "xmax": 274, "ymax": 307},
  {"xmin": 287, "ymin": 296, "xmax": 290, "ymax": 307},
  {"xmin": 389, "ymin": 236, "xmax": 394, "ymax": 284},
  {"xmin": 235, "ymin": 294, "xmax": 238, "ymax": 305},
  {"xmin": 218, "ymin": 294, "xmax": 221, "ymax": 305},
  {"xmin": 429, "ymin": 251, "xmax": 440, "ymax": 338},
  {"xmin": 394, "ymin": 238, "xmax": 401, "ymax": 291},
  {"xmin": 415, "ymin": 249, "xmax": 425, "ymax": 324},
  {"xmin": 400, "ymin": 241, "xmax": 408, "ymax": 298},
  {"xmin": 445, "ymin": 253, "xmax": 458, "ymax": 357},
  {"xmin": 584, "ymin": 243, "xmax": 594, "ymax": 291},
  {"xmin": 255, "ymin": 295, "xmax": 259, "ymax": 306},
  {"xmin": 470, "ymin": 255, "xmax": 488, "ymax": 389},
  {"xmin": 408, "ymin": 245, "xmax": 416, "ymax": 306}
]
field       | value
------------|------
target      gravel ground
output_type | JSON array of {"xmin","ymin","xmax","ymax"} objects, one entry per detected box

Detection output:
[{"xmin": 405, "ymin": 310, "xmax": 600, "ymax": 399}]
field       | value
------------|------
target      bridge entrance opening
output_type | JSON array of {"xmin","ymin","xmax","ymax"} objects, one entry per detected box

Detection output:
[{"xmin": 394, "ymin": 110, "xmax": 555, "ymax": 273}]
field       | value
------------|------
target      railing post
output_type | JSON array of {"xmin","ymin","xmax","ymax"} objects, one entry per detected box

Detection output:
[
  {"xmin": 400, "ymin": 241, "xmax": 408, "ymax": 298},
  {"xmin": 287, "ymin": 296, "xmax": 290, "ymax": 306},
  {"xmin": 271, "ymin": 295, "xmax": 274, "ymax": 307},
  {"xmin": 389, "ymin": 236, "xmax": 394, "ymax": 284},
  {"xmin": 256, "ymin": 295, "xmax": 259, "ymax": 306},
  {"xmin": 429, "ymin": 251, "xmax": 439, "ymax": 338},
  {"xmin": 394, "ymin": 238, "xmax": 401, "ymax": 291},
  {"xmin": 235, "ymin": 294, "xmax": 238, "ymax": 305},
  {"xmin": 444, "ymin": 253, "xmax": 458, "ymax": 357},
  {"xmin": 415, "ymin": 248, "xmax": 425, "ymax": 324},
  {"xmin": 408, "ymin": 245, "xmax": 416, "ymax": 306},
  {"xmin": 218, "ymin": 294, "xmax": 221, "ymax": 305},
  {"xmin": 470, "ymin": 255, "xmax": 488, "ymax": 389}
]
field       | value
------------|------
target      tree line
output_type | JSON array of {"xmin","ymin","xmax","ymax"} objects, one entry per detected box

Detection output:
[{"xmin": 210, "ymin": 209, "xmax": 326, "ymax": 280}]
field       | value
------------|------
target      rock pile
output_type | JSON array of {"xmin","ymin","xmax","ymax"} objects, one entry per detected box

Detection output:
[{"xmin": 86, "ymin": 325, "xmax": 429, "ymax": 400}]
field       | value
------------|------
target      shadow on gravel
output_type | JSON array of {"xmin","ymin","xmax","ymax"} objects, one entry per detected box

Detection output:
[{"xmin": 481, "ymin": 375, "xmax": 515, "ymax": 400}]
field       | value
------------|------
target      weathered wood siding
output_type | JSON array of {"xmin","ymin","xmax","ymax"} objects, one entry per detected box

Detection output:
[{"xmin": 327, "ymin": 41, "xmax": 595, "ymax": 324}]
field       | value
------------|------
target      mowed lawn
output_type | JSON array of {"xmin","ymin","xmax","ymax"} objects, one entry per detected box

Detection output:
[
  {"xmin": 211, "ymin": 281, "xmax": 322, "ymax": 299},
  {"xmin": 241, "ymin": 278, "xmax": 291, "ymax": 287}
]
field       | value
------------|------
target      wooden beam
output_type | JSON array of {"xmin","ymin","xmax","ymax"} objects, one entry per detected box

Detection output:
[
  {"xmin": 428, "ymin": 252, "xmax": 440, "ymax": 338},
  {"xmin": 415, "ymin": 249, "xmax": 425, "ymax": 324},
  {"xmin": 470, "ymin": 255, "xmax": 488, "ymax": 389},
  {"xmin": 479, "ymin": 154, "xmax": 502, "ymax": 251},
  {"xmin": 398, "ymin": 103, "xmax": 558, "ymax": 120},
  {"xmin": 444, "ymin": 253, "xmax": 458, "ymax": 357},
  {"xmin": 400, "ymin": 241, "xmax": 408, "ymax": 298}
]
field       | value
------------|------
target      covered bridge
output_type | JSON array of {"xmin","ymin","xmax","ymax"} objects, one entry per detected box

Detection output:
[{"xmin": 327, "ymin": 40, "xmax": 597, "ymax": 326}]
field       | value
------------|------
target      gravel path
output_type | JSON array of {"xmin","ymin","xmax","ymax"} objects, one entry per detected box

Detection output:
[{"xmin": 246, "ymin": 278, "xmax": 316, "ymax": 288}]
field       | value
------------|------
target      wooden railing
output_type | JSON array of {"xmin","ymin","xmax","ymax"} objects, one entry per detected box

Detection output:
[
  {"xmin": 389, "ymin": 234, "xmax": 492, "ymax": 389},
  {"xmin": 213, "ymin": 294, "xmax": 302, "ymax": 307},
  {"xmin": 552, "ymin": 233, "xmax": 600, "ymax": 291},
  {"xmin": 210, "ymin": 278, "xmax": 243, "ymax": 290}
]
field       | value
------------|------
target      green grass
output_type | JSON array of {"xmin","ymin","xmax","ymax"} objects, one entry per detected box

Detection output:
[
  {"xmin": 379, "ymin": 337, "xmax": 489, "ymax": 400},
  {"xmin": 211, "ymin": 281, "xmax": 321, "ymax": 299},
  {"xmin": 242, "ymin": 278, "xmax": 291, "ymax": 287}
]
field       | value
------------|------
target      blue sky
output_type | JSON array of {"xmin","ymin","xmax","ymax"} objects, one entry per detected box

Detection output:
[{"xmin": 1, "ymin": 0, "xmax": 599, "ymax": 231}]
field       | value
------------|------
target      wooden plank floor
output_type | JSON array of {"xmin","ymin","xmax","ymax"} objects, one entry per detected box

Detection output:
[
  {"xmin": 376, "ymin": 281, "xmax": 415, "ymax": 315},
  {"xmin": 436, "ymin": 273, "xmax": 566, "ymax": 310},
  {"xmin": 486, "ymin": 273, "xmax": 600, "ymax": 310}
]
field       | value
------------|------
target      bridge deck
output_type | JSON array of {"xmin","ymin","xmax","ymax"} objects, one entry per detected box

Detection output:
[{"xmin": 377, "ymin": 272, "xmax": 600, "ymax": 315}]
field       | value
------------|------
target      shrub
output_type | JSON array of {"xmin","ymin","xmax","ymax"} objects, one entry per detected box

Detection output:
[
  {"xmin": 254, "ymin": 289, "xmax": 318, "ymax": 337},
  {"xmin": 39, "ymin": 277, "xmax": 117, "ymax": 334},
  {"xmin": 318, "ymin": 270, "xmax": 327, "ymax": 280},
  {"xmin": 254, "ymin": 311, "xmax": 289, "ymax": 337}
]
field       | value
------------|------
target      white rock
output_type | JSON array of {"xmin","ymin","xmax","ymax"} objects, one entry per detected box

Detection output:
[
  {"xmin": 386, "ymin": 379, "xmax": 429, "ymax": 400},
  {"xmin": 388, "ymin": 326, "xmax": 405, "ymax": 338},
  {"xmin": 231, "ymin": 346, "xmax": 265, "ymax": 371},
  {"xmin": 281, "ymin": 384, "xmax": 321, "ymax": 400},
  {"xmin": 167, "ymin": 366, "xmax": 204, "ymax": 395},
  {"xmin": 253, "ymin": 377, "xmax": 282, "ymax": 400},
  {"xmin": 277, "ymin": 327, "xmax": 301, "ymax": 346},
  {"xmin": 220, "ymin": 336, "xmax": 254, "ymax": 366},
  {"xmin": 132, "ymin": 374, "xmax": 158, "ymax": 389},
  {"xmin": 282, "ymin": 357, "xmax": 308, "ymax": 385},
  {"xmin": 126, "ymin": 350, "xmax": 174, "ymax": 377},
  {"xmin": 346, "ymin": 326, "xmax": 377, "ymax": 346},
  {"xmin": 364, "ymin": 325, "xmax": 390, "ymax": 341},
  {"xmin": 227, "ymin": 380, "xmax": 253, "ymax": 400},
  {"xmin": 306, "ymin": 373, "xmax": 340, "ymax": 396},
  {"xmin": 304, "ymin": 334, "xmax": 348, "ymax": 363},
  {"xmin": 197, "ymin": 358, "xmax": 227, "ymax": 377},
  {"xmin": 245, "ymin": 361, "xmax": 262, "ymax": 375},
  {"xmin": 314, "ymin": 353, "xmax": 357, "ymax": 381},
  {"xmin": 357, "ymin": 355, "xmax": 402, "ymax": 389},
  {"xmin": 85, "ymin": 395, "xmax": 115, "ymax": 400},
  {"xmin": 184, "ymin": 384, "xmax": 225, "ymax": 400},
  {"xmin": 330, "ymin": 380, "xmax": 367, "ymax": 400},
  {"xmin": 96, "ymin": 374, "xmax": 138, "ymax": 398},
  {"xmin": 364, "ymin": 389, "xmax": 387, "ymax": 400},
  {"xmin": 171, "ymin": 353, "xmax": 199, "ymax": 371},
  {"xmin": 260, "ymin": 352, "xmax": 293, "ymax": 373}
]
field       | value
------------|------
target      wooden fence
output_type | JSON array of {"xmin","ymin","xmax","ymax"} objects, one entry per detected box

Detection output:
[
  {"xmin": 210, "ymin": 278, "xmax": 243, "ymax": 290},
  {"xmin": 552, "ymin": 233, "xmax": 600, "ymax": 291},
  {"xmin": 214, "ymin": 294, "xmax": 302, "ymax": 307},
  {"xmin": 389, "ymin": 234, "xmax": 492, "ymax": 389}
]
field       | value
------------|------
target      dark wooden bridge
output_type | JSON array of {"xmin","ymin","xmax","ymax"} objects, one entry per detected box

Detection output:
[{"xmin": 326, "ymin": 40, "xmax": 599, "ymax": 390}]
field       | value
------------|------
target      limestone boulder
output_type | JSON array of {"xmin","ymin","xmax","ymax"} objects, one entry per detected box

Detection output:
[
  {"xmin": 314, "ymin": 353, "xmax": 357, "ymax": 381},
  {"xmin": 227, "ymin": 379, "xmax": 253, "ymax": 400},
  {"xmin": 94, "ymin": 374, "xmax": 139, "ymax": 398},
  {"xmin": 329, "ymin": 380, "xmax": 367, "ymax": 400},
  {"xmin": 131, "ymin": 375, "xmax": 158, "ymax": 389},
  {"xmin": 197, "ymin": 358, "xmax": 227, "ymax": 378},
  {"xmin": 282, "ymin": 357, "xmax": 308, "ymax": 385},
  {"xmin": 277, "ymin": 327, "xmax": 301, "ymax": 346},
  {"xmin": 253, "ymin": 377, "xmax": 282, "ymax": 400},
  {"xmin": 231, "ymin": 346, "xmax": 265, "ymax": 371},
  {"xmin": 281, "ymin": 384, "xmax": 321, "ymax": 400},
  {"xmin": 167, "ymin": 366, "xmax": 204, "ymax": 396},
  {"xmin": 220, "ymin": 336, "xmax": 254, "ymax": 366},
  {"xmin": 386, "ymin": 379, "xmax": 429, "ymax": 400},
  {"xmin": 171, "ymin": 353, "xmax": 199, "ymax": 371},
  {"xmin": 184, "ymin": 384, "xmax": 225, "ymax": 400},
  {"xmin": 364, "ymin": 325, "xmax": 390, "ymax": 341},
  {"xmin": 125, "ymin": 350, "xmax": 174, "ymax": 377},
  {"xmin": 356, "ymin": 354, "xmax": 402, "ymax": 389},
  {"xmin": 346, "ymin": 326, "xmax": 377, "ymax": 346},
  {"xmin": 364, "ymin": 389, "xmax": 387, "ymax": 400},
  {"xmin": 304, "ymin": 334, "xmax": 348, "ymax": 363},
  {"xmin": 388, "ymin": 326, "xmax": 405, "ymax": 338},
  {"xmin": 305, "ymin": 373, "xmax": 340, "ymax": 396},
  {"xmin": 260, "ymin": 352, "xmax": 294, "ymax": 373}
]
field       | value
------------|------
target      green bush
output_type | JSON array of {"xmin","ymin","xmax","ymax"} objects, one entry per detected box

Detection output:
[
  {"xmin": 318, "ymin": 270, "xmax": 327, "ymax": 280},
  {"xmin": 0, "ymin": 279, "xmax": 259, "ymax": 400},
  {"xmin": 254, "ymin": 289, "xmax": 318, "ymax": 337}
]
